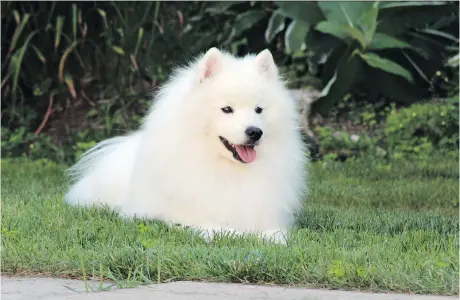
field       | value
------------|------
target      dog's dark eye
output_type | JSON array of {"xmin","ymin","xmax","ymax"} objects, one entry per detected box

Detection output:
[
  {"xmin": 255, "ymin": 107, "xmax": 263, "ymax": 114},
  {"xmin": 221, "ymin": 106, "xmax": 233, "ymax": 114}
]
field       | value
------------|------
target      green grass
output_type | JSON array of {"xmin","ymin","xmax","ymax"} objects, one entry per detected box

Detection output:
[{"xmin": 1, "ymin": 155, "xmax": 458, "ymax": 295}]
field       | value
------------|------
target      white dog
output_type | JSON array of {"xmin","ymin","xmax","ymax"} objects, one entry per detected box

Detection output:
[{"xmin": 64, "ymin": 48, "xmax": 308, "ymax": 243}]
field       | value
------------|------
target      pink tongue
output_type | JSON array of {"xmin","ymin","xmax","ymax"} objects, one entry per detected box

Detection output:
[{"xmin": 234, "ymin": 145, "xmax": 257, "ymax": 163}]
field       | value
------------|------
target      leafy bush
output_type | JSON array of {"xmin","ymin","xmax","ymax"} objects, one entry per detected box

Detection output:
[
  {"xmin": 311, "ymin": 98, "xmax": 459, "ymax": 162},
  {"xmin": 1, "ymin": 1, "xmax": 273, "ymax": 160},
  {"xmin": 265, "ymin": 1, "xmax": 459, "ymax": 114},
  {"xmin": 1, "ymin": 126, "xmax": 66, "ymax": 162},
  {"xmin": 2, "ymin": 1, "xmax": 458, "ymax": 165},
  {"xmin": 384, "ymin": 100, "xmax": 459, "ymax": 158},
  {"xmin": 3, "ymin": 2, "xmax": 160, "ymax": 128},
  {"xmin": 314, "ymin": 126, "xmax": 381, "ymax": 161}
]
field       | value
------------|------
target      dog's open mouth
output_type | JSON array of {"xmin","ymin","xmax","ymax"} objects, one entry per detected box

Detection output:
[{"xmin": 219, "ymin": 136, "xmax": 257, "ymax": 163}]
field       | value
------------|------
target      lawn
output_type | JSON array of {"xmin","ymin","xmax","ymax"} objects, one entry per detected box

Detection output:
[{"xmin": 1, "ymin": 155, "xmax": 458, "ymax": 295}]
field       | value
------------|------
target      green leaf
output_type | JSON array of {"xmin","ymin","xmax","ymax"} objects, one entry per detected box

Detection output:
[
  {"xmin": 314, "ymin": 47, "xmax": 362, "ymax": 114},
  {"xmin": 64, "ymin": 73, "xmax": 77, "ymax": 99},
  {"xmin": 367, "ymin": 67, "xmax": 424, "ymax": 104},
  {"xmin": 318, "ymin": 71, "xmax": 337, "ymax": 98},
  {"xmin": 72, "ymin": 4, "xmax": 77, "ymax": 42},
  {"xmin": 347, "ymin": 27, "xmax": 368, "ymax": 49},
  {"xmin": 205, "ymin": 2, "xmax": 241, "ymax": 14},
  {"xmin": 96, "ymin": 8, "xmax": 107, "ymax": 18},
  {"xmin": 305, "ymin": 31, "xmax": 343, "ymax": 70},
  {"xmin": 10, "ymin": 30, "xmax": 39, "ymax": 96},
  {"xmin": 316, "ymin": 21, "xmax": 349, "ymax": 41},
  {"xmin": 59, "ymin": 41, "xmax": 80, "ymax": 82},
  {"xmin": 284, "ymin": 21, "xmax": 309, "ymax": 55},
  {"xmin": 318, "ymin": 2, "xmax": 374, "ymax": 26},
  {"xmin": 231, "ymin": 10, "xmax": 267, "ymax": 38},
  {"xmin": 54, "ymin": 16, "xmax": 65, "ymax": 50},
  {"xmin": 370, "ymin": 33, "xmax": 413, "ymax": 49},
  {"xmin": 33, "ymin": 78, "xmax": 52, "ymax": 96},
  {"xmin": 12, "ymin": 10, "xmax": 20, "ymax": 24},
  {"xmin": 134, "ymin": 27, "xmax": 144, "ymax": 57},
  {"xmin": 9, "ymin": 13, "xmax": 30, "ymax": 53},
  {"xmin": 377, "ymin": 4, "xmax": 455, "ymax": 36},
  {"xmin": 31, "ymin": 45, "xmax": 46, "ymax": 64},
  {"xmin": 369, "ymin": 33, "xmax": 428, "ymax": 58},
  {"xmin": 1, "ymin": 73, "xmax": 11, "ymax": 89},
  {"xmin": 446, "ymin": 53, "xmax": 459, "ymax": 68},
  {"xmin": 357, "ymin": 2, "xmax": 379, "ymax": 45},
  {"xmin": 97, "ymin": 8, "xmax": 108, "ymax": 28},
  {"xmin": 275, "ymin": 2, "xmax": 325, "ymax": 25},
  {"xmin": 230, "ymin": 38, "xmax": 248, "ymax": 55},
  {"xmin": 368, "ymin": 32, "xmax": 428, "ymax": 59},
  {"xmin": 116, "ymin": 27, "xmax": 124, "ymax": 40},
  {"xmin": 358, "ymin": 52, "xmax": 414, "ymax": 82},
  {"xmin": 265, "ymin": 10, "xmax": 286, "ymax": 43},
  {"xmin": 418, "ymin": 28, "xmax": 459, "ymax": 43},
  {"xmin": 379, "ymin": 1, "xmax": 447, "ymax": 9},
  {"xmin": 141, "ymin": 238, "xmax": 159, "ymax": 249},
  {"xmin": 111, "ymin": 46, "xmax": 125, "ymax": 55},
  {"xmin": 316, "ymin": 21, "xmax": 367, "ymax": 48}
]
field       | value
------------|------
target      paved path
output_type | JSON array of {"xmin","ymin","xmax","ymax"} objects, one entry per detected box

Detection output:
[{"xmin": 1, "ymin": 277, "xmax": 457, "ymax": 300}]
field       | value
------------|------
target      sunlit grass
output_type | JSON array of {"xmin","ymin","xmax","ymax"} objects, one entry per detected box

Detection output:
[{"xmin": 1, "ymin": 156, "xmax": 458, "ymax": 295}]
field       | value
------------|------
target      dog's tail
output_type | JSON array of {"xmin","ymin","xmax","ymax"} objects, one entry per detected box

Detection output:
[
  {"xmin": 64, "ymin": 133, "xmax": 141, "ymax": 208},
  {"xmin": 66, "ymin": 136, "xmax": 129, "ymax": 181}
]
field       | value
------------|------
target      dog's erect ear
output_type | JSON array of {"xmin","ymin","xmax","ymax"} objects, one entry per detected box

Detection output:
[
  {"xmin": 255, "ymin": 49, "xmax": 277, "ymax": 78},
  {"xmin": 197, "ymin": 47, "xmax": 222, "ymax": 83}
]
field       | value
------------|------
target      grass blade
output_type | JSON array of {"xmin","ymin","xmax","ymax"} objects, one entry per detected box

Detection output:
[
  {"xmin": 111, "ymin": 46, "xmax": 125, "ymax": 56},
  {"xmin": 9, "ymin": 13, "xmax": 30, "ymax": 53},
  {"xmin": 72, "ymin": 4, "xmax": 77, "ymax": 42},
  {"xmin": 419, "ymin": 28, "xmax": 459, "ymax": 43},
  {"xmin": 134, "ymin": 27, "xmax": 144, "ymax": 57},
  {"xmin": 96, "ymin": 8, "xmax": 108, "ymax": 28},
  {"xmin": 64, "ymin": 73, "xmax": 77, "ymax": 99},
  {"xmin": 58, "ymin": 41, "xmax": 80, "ymax": 82},
  {"xmin": 10, "ymin": 30, "xmax": 39, "ymax": 96},
  {"xmin": 401, "ymin": 50, "xmax": 430, "ymax": 84},
  {"xmin": 1, "ymin": 73, "xmax": 11, "ymax": 89},
  {"xmin": 55, "ymin": 16, "xmax": 65, "ymax": 50},
  {"xmin": 12, "ymin": 10, "xmax": 20, "ymax": 24},
  {"xmin": 31, "ymin": 44, "xmax": 46, "ymax": 64}
]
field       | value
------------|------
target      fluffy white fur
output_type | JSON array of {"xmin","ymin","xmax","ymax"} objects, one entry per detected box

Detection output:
[{"xmin": 64, "ymin": 48, "xmax": 308, "ymax": 243}]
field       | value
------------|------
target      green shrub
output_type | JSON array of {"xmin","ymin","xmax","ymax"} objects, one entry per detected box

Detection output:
[
  {"xmin": 314, "ymin": 126, "xmax": 381, "ymax": 161},
  {"xmin": 264, "ymin": 1, "xmax": 459, "ymax": 114},
  {"xmin": 1, "ymin": 1, "xmax": 273, "ymax": 133},
  {"xmin": 1, "ymin": 127, "xmax": 66, "ymax": 162},
  {"xmin": 1, "ymin": 1, "xmax": 270, "ymax": 162},
  {"xmin": 384, "ymin": 101, "xmax": 459, "ymax": 158}
]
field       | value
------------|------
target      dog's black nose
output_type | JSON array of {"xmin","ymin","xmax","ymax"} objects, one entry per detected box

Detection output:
[{"xmin": 245, "ymin": 126, "xmax": 263, "ymax": 141}]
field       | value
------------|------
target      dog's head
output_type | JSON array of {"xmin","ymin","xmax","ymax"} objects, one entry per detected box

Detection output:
[{"xmin": 188, "ymin": 48, "xmax": 294, "ymax": 164}]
